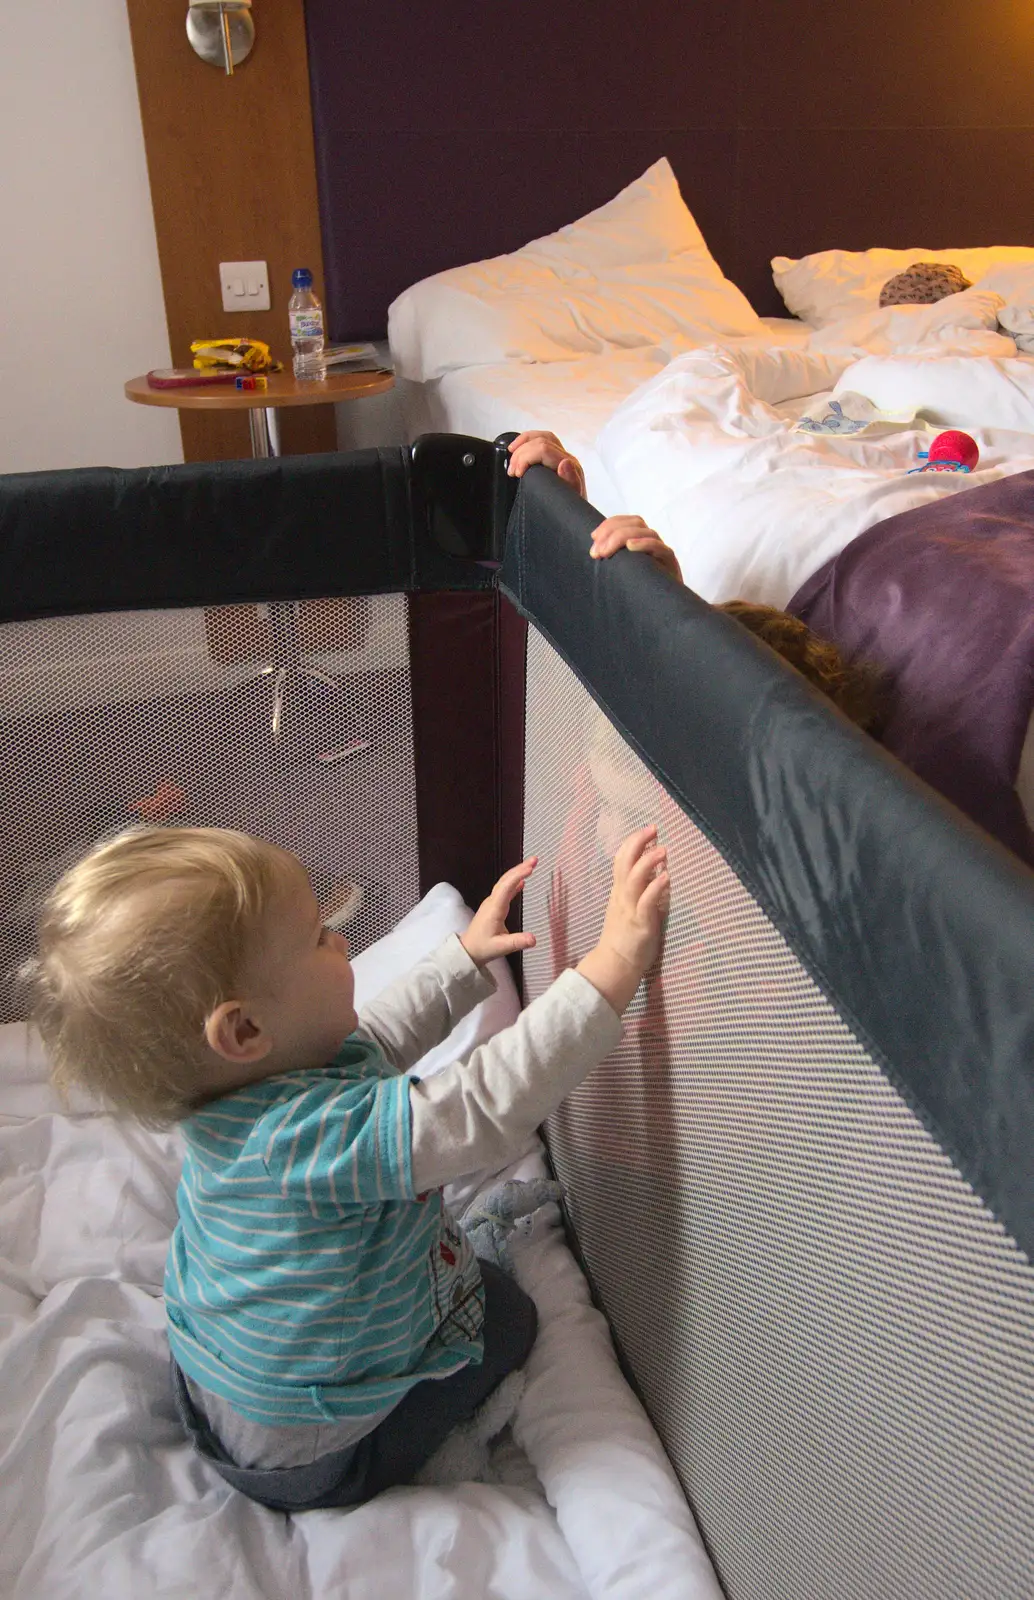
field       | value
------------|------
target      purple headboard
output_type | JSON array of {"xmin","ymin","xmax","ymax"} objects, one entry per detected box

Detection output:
[{"xmin": 304, "ymin": 0, "xmax": 1034, "ymax": 339}]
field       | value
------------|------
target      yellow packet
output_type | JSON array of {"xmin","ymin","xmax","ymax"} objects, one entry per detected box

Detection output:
[{"xmin": 190, "ymin": 338, "xmax": 280, "ymax": 373}]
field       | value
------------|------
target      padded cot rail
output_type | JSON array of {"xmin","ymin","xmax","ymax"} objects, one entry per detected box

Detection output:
[{"xmin": 503, "ymin": 469, "xmax": 1034, "ymax": 1600}]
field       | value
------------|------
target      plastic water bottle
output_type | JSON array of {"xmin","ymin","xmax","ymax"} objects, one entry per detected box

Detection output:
[{"xmin": 288, "ymin": 268, "xmax": 326, "ymax": 381}]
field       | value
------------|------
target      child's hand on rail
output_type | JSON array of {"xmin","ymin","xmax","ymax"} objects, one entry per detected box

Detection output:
[
  {"xmin": 589, "ymin": 516, "xmax": 683, "ymax": 583},
  {"xmin": 507, "ymin": 431, "xmax": 586, "ymax": 498},
  {"xmin": 577, "ymin": 826, "xmax": 669, "ymax": 1015},
  {"xmin": 460, "ymin": 858, "xmax": 539, "ymax": 968}
]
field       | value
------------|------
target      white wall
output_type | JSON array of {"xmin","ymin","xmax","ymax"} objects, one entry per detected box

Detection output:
[{"xmin": 0, "ymin": 3, "xmax": 182, "ymax": 473}]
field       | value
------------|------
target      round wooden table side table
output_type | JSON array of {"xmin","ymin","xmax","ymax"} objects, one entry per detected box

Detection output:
[
  {"xmin": 125, "ymin": 366, "xmax": 396, "ymax": 744},
  {"xmin": 124, "ymin": 367, "xmax": 395, "ymax": 458}
]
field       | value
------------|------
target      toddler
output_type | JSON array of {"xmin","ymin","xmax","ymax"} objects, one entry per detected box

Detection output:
[{"xmin": 32, "ymin": 822, "xmax": 667, "ymax": 1512}]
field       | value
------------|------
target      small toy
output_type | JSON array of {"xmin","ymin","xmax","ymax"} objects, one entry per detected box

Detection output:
[
  {"xmin": 132, "ymin": 781, "xmax": 189, "ymax": 821},
  {"xmin": 797, "ymin": 398, "xmax": 871, "ymax": 436},
  {"xmin": 147, "ymin": 367, "xmax": 241, "ymax": 390},
  {"xmin": 461, "ymin": 1177, "xmax": 563, "ymax": 1275},
  {"xmin": 414, "ymin": 1369, "xmax": 526, "ymax": 1487},
  {"xmin": 234, "ymin": 373, "xmax": 268, "ymax": 391},
  {"xmin": 910, "ymin": 430, "xmax": 980, "ymax": 474}
]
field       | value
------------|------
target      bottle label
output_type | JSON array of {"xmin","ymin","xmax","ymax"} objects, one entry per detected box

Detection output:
[{"xmin": 289, "ymin": 310, "xmax": 323, "ymax": 340}]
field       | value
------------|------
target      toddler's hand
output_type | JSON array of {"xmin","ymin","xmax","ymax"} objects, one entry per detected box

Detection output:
[
  {"xmin": 589, "ymin": 516, "xmax": 682, "ymax": 583},
  {"xmin": 507, "ymin": 431, "xmax": 587, "ymax": 498},
  {"xmin": 460, "ymin": 858, "xmax": 538, "ymax": 968},
  {"xmin": 576, "ymin": 826, "xmax": 669, "ymax": 1015}
]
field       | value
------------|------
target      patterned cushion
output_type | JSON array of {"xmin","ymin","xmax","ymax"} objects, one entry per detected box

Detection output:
[{"xmin": 879, "ymin": 262, "xmax": 972, "ymax": 308}]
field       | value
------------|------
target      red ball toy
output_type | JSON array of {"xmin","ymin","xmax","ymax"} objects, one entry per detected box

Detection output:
[{"xmin": 921, "ymin": 430, "xmax": 980, "ymax": 473}]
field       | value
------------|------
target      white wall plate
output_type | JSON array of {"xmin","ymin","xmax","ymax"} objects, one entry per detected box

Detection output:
[{"xmin": 219, "ymin": 260, "xmax": 270, "ymax": 312}]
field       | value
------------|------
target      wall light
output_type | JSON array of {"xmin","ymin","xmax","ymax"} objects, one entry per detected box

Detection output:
[{"xmin": 186, "ymin": 1, "xmax": 254, "ymax": 76}]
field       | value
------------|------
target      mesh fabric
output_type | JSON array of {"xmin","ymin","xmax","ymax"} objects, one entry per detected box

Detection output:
[
  {"xmin": 522, "ymin": 625, "xmax": 1034, "ymax": 1600},
  {"xmin": 0, "ymin": 596, "xmax": 419, "ymax": 1021}
]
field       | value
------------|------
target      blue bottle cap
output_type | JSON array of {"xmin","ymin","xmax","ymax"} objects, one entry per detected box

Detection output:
[{"xmin": 292, "ymin": 268, "xmax": 313, "ymax": 288}]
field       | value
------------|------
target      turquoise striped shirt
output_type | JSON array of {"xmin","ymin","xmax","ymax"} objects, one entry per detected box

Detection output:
[{"xmin": 164, "ymin": 1036, "xmax": 485, "ymax": 1426}]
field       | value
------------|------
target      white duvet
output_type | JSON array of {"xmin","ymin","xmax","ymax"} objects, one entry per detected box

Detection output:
[
  {"xmin": 596, "ymin": 295, "xmax": 1034, "ymax": 605},
  {"xmin": 0, "ymin": 885, "xmax": 717, "ymax": 1600}
]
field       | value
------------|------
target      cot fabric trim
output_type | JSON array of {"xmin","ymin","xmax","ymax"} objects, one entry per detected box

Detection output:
[
  {"xmin": 0, "ymin": 448, "xmax": 494, "ymax": 622},
  {"xmin": 499, "ymin": 465, "xmax": 1034, "ymax": 1265}
]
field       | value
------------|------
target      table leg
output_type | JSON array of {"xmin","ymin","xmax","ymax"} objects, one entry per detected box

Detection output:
[
  {"xmin": 244, "ymin": 402, "xmax": 345, "ymax": 750},
  {"xmin": 248, "ymin": 406, "xmax": 281, "ymax": 460}
]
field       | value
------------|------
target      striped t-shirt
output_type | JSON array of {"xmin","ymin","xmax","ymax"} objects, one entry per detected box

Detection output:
[{"xmin": 164, "ymin": 1035, "xmax": 485, "ymax": 1426}]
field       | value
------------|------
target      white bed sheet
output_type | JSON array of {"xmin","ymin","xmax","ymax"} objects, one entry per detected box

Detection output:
[
  {"xmin": 397, "ymin": 320, "xmax": 812, "ymax": 517},
  {"xmin": 397, "ymin": 354, "xmax": 659, "ymax": 514},
  {"xmin": 0, "ymin": 885, "xmax": 718, "ymax": 1600},
  {"xmin": 597, "ymin": 338, "xmax": 1034, "ymax": 606},
  {"xmin": 396, "ymin": 292, "xmax": 1034, "ymax": 609}
]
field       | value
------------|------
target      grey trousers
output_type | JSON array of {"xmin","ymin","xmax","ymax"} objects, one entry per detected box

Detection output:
[{"xmin": 170, "ymin": 1260, "xmax": 538, "ymax": 1513}]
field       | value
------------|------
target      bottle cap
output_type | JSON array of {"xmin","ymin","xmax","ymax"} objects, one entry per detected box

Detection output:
[{"xmin": 291, "ymin": 268, "xmax": 313, "ymax": 288}]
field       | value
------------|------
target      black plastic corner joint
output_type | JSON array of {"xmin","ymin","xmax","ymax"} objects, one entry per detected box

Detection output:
[{"xmin": 410, "ymin": 432, "xmax": 519, "ymax": 564}]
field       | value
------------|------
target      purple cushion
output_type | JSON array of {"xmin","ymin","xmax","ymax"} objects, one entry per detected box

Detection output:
[{"xmin": 787, "ymin": 472, "xmax": 1034, "ymax": 866}]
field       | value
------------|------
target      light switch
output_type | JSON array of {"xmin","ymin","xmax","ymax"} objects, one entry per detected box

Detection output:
[{"xmin": 220, "ymin": 260, "xmax": 270, "ymax": 313}]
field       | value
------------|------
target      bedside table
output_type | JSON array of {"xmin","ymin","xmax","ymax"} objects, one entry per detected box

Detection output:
[
  {"xmin": 125, "ymin": 367, "xmax": 394, "ymax": 459},
  {"xmin": 124, "ymin": 367, "xmax": 396, "ymax": 746}
]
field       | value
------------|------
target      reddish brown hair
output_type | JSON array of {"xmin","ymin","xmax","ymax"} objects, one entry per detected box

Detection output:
[{"xmin": 717, "ymin": 601, "xmax": 887, "ymax": 734}]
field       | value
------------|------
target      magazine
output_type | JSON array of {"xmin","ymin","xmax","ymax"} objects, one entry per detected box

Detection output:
[{"xmin": 323, "ymin": 342, "xmax": 391, "ymax": 373}]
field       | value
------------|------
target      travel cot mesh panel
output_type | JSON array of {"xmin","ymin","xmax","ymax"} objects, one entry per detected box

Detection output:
[
  {"xmin": 0, "ymin": 596, "xmax": 419, "ymax": 1019},
  {"xmin": 522, "ymin": 626, "xmax": 1034, "ymax": 1600}
]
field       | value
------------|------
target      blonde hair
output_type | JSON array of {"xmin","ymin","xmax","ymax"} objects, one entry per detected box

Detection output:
[{"xmin": 32, "ymin": 827, "xmax": 291, "ymax": 1127}]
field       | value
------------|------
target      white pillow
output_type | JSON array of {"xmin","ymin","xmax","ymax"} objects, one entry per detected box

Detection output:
[
  {"xmin": 351, "ymin": 881, "xmax": 520, "ymax": 1079},
  {"xmin": 974, "ymin": 264, "xmax": 1034, "ymax": 352},
  {"xmin": 388, "ymin": 158, "xmax": 760, "ymax": 382},
  {"xmin": 773, "ymin": 245, "xmax": 1034, "ymax": 327},
  {"xmin": 0, "ymin": 883, "xmax": 522, "ymax": 1119},
  {"xmin": 806, "ymin": 288, "xmax": 1008, "ymax": 356}
]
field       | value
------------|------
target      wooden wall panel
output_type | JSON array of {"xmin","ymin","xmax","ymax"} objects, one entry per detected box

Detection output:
[{"xmin": 125, "ymin": 0, "xmax": 334, "ymax": 461}]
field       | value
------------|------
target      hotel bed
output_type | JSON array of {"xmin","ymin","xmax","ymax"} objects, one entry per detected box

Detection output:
[
  {"xmin": 397, "ymin": 317, "xmax": 810, "ymax": 515},
  {"xmin": 389, "ymin": 159, "xmax": 1034, "ymax": 607},
  {"xmin": 389, "ymin": 159, "xmax": 1034, "ymax": 859}
]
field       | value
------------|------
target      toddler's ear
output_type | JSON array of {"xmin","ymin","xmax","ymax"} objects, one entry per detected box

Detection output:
[{"xmin": 205, "ymin": 1000, "xmax": 271, "ymax": 1064}]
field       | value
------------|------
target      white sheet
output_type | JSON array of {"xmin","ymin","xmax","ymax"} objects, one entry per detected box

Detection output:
[
  {"xmin": 395, "ymin": 287, "xmax": 1034, "ymax": 630},
  {"xmin": 0, "ymin": 884, "xmax": 717, "ymax": 1600},
  {"xmin": 397, "ymin": 351, "xmax": 669, "ymax": 513},
  {"xmin": 397, "ymin": 325, "xmax": 811, "ymax": 514},
  {"xmin": 597, "ymin": 337, "xmax": 1034, "ymax": 605}
]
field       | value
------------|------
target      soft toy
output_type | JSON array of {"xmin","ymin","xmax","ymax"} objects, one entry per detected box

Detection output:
[
  {"xmin": 461, "ymin": 1177, "xmax": 563, "ymax": 1275},
  {"xmin": 414, "ymin": 1177, "xmax": 564, "ymax": 1487},
  {"xmin": 413, "ymin": 1370, "xmax": 528, "ymax": 1488}
]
